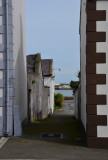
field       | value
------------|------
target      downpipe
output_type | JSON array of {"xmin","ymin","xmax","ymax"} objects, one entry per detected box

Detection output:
[{"xmin": 5, "ymin": 0, "xmax": 10, "ymax": 136}]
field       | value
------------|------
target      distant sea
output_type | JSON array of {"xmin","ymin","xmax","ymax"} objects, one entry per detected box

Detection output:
[{"xmin": 55, "ymin": 90, "xmax": 73, "ymax": 97}]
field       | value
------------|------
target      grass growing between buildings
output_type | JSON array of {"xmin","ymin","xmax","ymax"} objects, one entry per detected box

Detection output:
[
  {"xmin": 23, "ymin": 115, "xmax": 86, "ymax": 146},
  {"xmin": 54, "ymin": 105, "xmax": 63, "ymax": 110}
]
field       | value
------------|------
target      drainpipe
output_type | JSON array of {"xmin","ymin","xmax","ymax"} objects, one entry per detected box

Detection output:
[{"xmin": 5, "ymin": 0, "xmax": 10, "ymax": 136}]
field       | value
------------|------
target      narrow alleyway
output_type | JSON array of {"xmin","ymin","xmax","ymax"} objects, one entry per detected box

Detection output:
[
  {"xmin": 0, "ymin": 101, "xmax": 108, "ymax": 159},
  {"xmin": 23, "ymin": 100, "xmax": 85, "ymax": 146}
]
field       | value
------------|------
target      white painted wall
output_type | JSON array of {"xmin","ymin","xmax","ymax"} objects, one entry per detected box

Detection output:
[
  {"xmin": 0, "ymin": 16, "xmax": 2, "ymax": 25},
  {"xmin": 27, "ymin": 72, "xmax": 44, "ymax": 121},
  {"xmin": 44, "ymin": 77, "xmax": 55, "ymax": 114},
  {"xmin": 74, "ymin": 90, "xmax": 78, "ymax": 119},
  {"xmin": 0, "ymin": 0, "xmax": 2, "ymax": 6},
  {"xmin": 96, "ymin": 1, "xmax": 108, "ymax": 137},
  {"xmin": 0, "ymin": 107, "xmax": 2, "ymax": 116},
  {"xmin": 13, "ymin": 0, "xmax": 27, "ymax": 122},
  {"xmin": 0, "ymin": 71, "xmax": 3, "ymax": 79},
  {"xmin": 0, "ymin": 88, "xmax": 3, "ymax": 97},
  {"xmin": 27, "ymin": 55, "xmax": 50, "ymax": 121},
  {"xmin": 80, "ymin": 0, "xmax": 87, "ymax": 129},
  {"xmin": 0, "ymin": 0, "xmax": 3, "ymax": 121}
]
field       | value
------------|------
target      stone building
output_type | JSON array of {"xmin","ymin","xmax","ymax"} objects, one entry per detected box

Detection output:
[
  {"xmin": 0, "ymin": 0, "xmax": 27, "ymax": 136},
  {"xmin": 42, "ymin": 59, "xmax": 55, "ymax": 114},
  {"xmin": 80, "ymin": 0, "xmax": 108, "ymax": 148},
  {"xmin": 27, "ymin": 54, "xmax": 51, "ymax": 122}
]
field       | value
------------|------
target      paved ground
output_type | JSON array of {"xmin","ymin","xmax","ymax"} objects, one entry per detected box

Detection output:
[
  {"xmin": 0, "ymin": 101, "xmax": 108, "ymax": 159},
  {"xmin": 0, "ymin": 137, "xmax": 108, "ymax": 160},
  {"xmin": 55, "ymin": 100, "xmax": 74, "ymax": 116}
]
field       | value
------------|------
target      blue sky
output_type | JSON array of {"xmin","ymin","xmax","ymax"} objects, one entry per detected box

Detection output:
[{"xmin": 26, "ymin": 0, "xmax": 80, "ymax": 83}]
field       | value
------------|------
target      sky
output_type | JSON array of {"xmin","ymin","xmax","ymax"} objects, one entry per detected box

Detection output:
[{"xmin": 26, "ymin": 0, "xmax": 80, "ymax": 84}]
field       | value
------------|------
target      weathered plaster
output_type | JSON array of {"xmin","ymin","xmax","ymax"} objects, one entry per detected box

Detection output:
[
  {"xmin": 27, "ymin": 54, "xmax": 50, "ymax": 121},
  {"xmin": 80, "ymin": 0, "xmax": 87, "ymax": 129},
  {"xmin": 44, "ymin": 77, "xmax": 55, "ymax": 114}
]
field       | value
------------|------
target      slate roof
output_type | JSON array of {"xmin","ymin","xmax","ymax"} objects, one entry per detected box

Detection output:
[
  {"xmin": 27, "ymin": 54, "xmax": 37, "ymax": 74},
  {"xmin": 42, "ymin": 59, "xmax": 53, "ymax": 76}
]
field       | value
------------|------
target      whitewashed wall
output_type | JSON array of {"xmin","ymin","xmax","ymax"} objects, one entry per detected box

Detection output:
[
  {"xmin": 13, "ymin": 0, "xmax": 27, "ymax": 122},
  {"xmin": 27, "ymin": 70, "xmax": 44, "ymax": 121},
  {"xmin": 74, "ymin": 90, "xmax": 78, "ymax": 119},
  {"xmin": 96, "ymin": 1, "xmax": 108, "ymax": 137},
  {"xmin": 0, "ymin": 0, "xmax": 3, "ymax": 126},
  {"xmin": 27, "ymin": 54, "xmax": 50, "ymax": 121},
  {"xmin": 80, "ymin": 0, "xmax": 87, "ymax": 129},
  {"xmin": 44, "ymin": 77, "xmax": 55, "ymax": 114}
]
